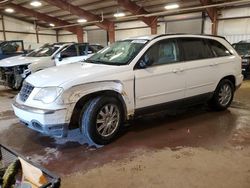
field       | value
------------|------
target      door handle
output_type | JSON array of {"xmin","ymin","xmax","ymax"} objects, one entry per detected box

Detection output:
[
  {"xmin": 172, "ymin": 69, "xmax": 179, "ymax": 73},
  {"xmin": 210, "ymin": 63, "xmax": 218, "ymax": 67},
  {"xmin": 172, "ymin": 68, "xmax": 184, "ymax": 73}
]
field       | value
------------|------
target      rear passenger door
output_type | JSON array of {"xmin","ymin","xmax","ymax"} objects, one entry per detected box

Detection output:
[{"xmin": 179, "ymin": 38, "xmax": 218, "ymax": 98}]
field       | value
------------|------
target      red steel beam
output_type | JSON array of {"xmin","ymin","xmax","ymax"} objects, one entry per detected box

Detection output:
[
  {"xmin": 7, "ymin": 3, "xmax": 83, "ymax": 38},
  {"xmin": 43, "ymin": 0, "xmax": 115, "ymax": 43},
  {"xmin": 117, "ymin": 0, "xmax": 158, "ymax": 34},
  {"xmin": 200, "ymin": 0, "xmax": 218, "ymax": 35}
]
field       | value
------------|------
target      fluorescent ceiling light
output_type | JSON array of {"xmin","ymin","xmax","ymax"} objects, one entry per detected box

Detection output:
[
  {"xmin": 5, "ymin": 8, "xmax": 14, "ymax": 13},
  {"xmin": 77, "ymin": 19, "xmax": 87, "ymax": 23},
  {"xmin": 30, "ymin": 1, "xmax": 42, "ymax": 7},
  {"xmin": 165, "ymin": 3, "xmax": 179, "ymax": 10},
  {"xmin": 114, "ymin": 12, "xmax": 125, "ymax": 18},
  {"xmin": 49, "ymin": 23, "xmax": 55, "ymax": 27}
]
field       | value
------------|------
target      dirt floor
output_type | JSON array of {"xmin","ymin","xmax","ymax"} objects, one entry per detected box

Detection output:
[{"xmin": 0, "ymin": 80, "xmax": 250, "ymax": 188}]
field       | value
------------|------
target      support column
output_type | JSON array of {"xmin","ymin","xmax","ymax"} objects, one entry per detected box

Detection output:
[
  {"xmin": 76, "ymin": 26, "xmax": 83, "ymax": 42},
  {"xmin": 35, "ymin": 21, "xmax": 39, "ymax": 43},
  {"xmin": 212, "ymin": 11, "xmax": 218, "ymax": 35},
  {"xmin": 151, "ymin": 19, "xmax": 158, "ymax": 35},
  {"xmin": 1, "ymin": 15, "xmax": 6, "ymax": 41},
  {"xmin": 108, "ymin": 23, "xmax": 115, "ymax": 44},
  {"xmin": 56, "ymin": 30, "xmax": 59, "ymax": 42}
]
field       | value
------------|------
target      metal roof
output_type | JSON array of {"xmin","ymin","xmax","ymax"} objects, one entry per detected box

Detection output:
[{"xmin": 1, "ymin": 0, "xmax": 249, "ymax": 30}]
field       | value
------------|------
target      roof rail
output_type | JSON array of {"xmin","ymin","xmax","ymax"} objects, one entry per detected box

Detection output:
[{"xmin": 151, "ymin": 33, "xmax": 226, "ymax": 41}]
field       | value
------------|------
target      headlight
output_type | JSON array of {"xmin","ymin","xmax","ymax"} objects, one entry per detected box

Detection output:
[{"xmin": 34, "ymin": 87, "xmax": 63, "ymax": 104}]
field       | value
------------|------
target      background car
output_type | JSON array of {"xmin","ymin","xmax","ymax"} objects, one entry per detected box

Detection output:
[
  {"xmin": 233, "ymin": 40, "xmax": 250, "ymax": 78},
  {"xmin": 0, "ymin": 43, "xmax": 103, "ymax": 89}
]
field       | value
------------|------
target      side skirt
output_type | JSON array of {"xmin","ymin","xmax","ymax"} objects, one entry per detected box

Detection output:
[{"xmin": 134, "ymin": 92, "xmax": 214, "ymax": 117}]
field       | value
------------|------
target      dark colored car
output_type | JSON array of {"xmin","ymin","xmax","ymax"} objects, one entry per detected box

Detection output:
[
  {"xmin": 0, "ymin": 40, "xmax": 25, "ymax": 60},
  {"xmin": 232, "ymin": 41, "xmax": 250, "ymax": 78}
]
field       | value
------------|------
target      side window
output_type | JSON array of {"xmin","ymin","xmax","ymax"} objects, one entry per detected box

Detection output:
[
  {"xmin": 2, "ymin": 41, "xmax": 23, "ymax": 54},
  {"xmin": 87, "ymin": 46, "xmax": 95, "ymax": 54},
  {"xmin": 207, "ymin": 39, "xmax": 231, "ymax": 57},
  {"xmin": 79, "ymin": 44, "xmax": 87, "ymax": 55},
  {"xmin": 60, "ymin": 45, "xmax": 77, "ymax": 57},
  {"xmin": 90, "ymin": 45, "xmax": 104, "ymax": 52},
  {"xmin": 141, "ymin": 39, "xmax": 180, "ymax": 67},
  {"xmin": 181, "ymin": 38, "xmax": 214, "ymax": 61}
]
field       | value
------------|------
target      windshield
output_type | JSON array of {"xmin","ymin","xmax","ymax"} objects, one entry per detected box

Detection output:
[
  {"xmin": 234, "ymin": 43, "xmax": 250, "ymax": 56},
  {"xmin": 26, "ymin": 45, "xmax": 60, "ymax": 57},
  {"xmin": 86, "ymin": 39, "xmax": 148, "ymax": 65}
]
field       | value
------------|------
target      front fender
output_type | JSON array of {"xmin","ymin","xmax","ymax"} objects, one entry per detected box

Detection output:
[{"xmin": 60, "ymin": 81, "xmax": 133, "ymax": 121}]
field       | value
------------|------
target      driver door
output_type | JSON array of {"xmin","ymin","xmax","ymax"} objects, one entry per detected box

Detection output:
[{"xmin": 134, "ymin": 39, "xmax": 186, "ymax": 109}]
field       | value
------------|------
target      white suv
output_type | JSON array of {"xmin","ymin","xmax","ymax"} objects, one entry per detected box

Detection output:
[{"xmin": 12, "ymin": 34, "xmax": 243, "ymax": 145}]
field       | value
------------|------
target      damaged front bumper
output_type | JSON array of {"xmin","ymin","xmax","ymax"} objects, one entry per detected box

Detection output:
[
  {"xmin": 12, "ymin": 101, "xmax": 69, "ymax": 137},
  {"xmin": 0, "ymin": 65, "xmax": 30, "ymax": 89}
]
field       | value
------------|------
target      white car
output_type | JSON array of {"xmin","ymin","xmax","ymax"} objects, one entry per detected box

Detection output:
[
  {"xmin": 12, "ymin": 34, "xmax": 243, "ymax": 145},
  {"xmin": 0, "ymin": 43, "xmax": 103, "ymax": 89}
]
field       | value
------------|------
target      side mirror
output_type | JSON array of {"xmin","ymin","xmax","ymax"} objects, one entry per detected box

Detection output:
[
  {"xmin": 56, "ymin": 53, "xmax": 69, "ymax": 61},
  {"xmin": 137, "ymin": 55, "xmax": 153, "ymax": 69},
  {"xmin": 58, "ymin": 56, "xmax": 63, "ymax": 61}
]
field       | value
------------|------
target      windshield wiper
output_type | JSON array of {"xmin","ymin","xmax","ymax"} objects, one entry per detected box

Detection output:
[
  {"xmin": 85, "ymin": 59, "xmax": 104, "ymax": 64},
  {"xmin": 85, "ymin": 59, "xmax": 125, "ymax": 66}
]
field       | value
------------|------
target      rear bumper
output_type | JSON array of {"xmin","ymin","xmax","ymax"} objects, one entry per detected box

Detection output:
[
  {"xmin": 12, "ymin": 101, "xmax": 69, "ymax": 137},
  {"xmin": 235, "ymin": 74, "xmax": 244, "ymax": 90}
]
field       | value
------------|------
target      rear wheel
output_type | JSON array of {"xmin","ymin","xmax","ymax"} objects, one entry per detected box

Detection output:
[
  {"xmin": 80, "ymin": 96, "xmax": 123, "ymax": 145},
  {"xmin": 210, "ymin": 79, "xmax": 234, "ymax": 111}
]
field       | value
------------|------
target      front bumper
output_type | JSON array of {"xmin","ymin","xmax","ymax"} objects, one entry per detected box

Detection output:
[{"xmin": 12, "ymin": 102, "xmax": 69, "ymax": 137}]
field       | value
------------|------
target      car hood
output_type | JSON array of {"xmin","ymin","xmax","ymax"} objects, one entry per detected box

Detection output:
[
  {"xmin": 0, "ymin": 55, "xmax": 50, "ymax": 67},
  {"xmin": 26, "ymin": 63, "xmax": 126, "ymax": 87}
]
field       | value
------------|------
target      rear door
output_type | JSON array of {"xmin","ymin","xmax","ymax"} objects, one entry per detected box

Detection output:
[{"xmin": 179, "ymin": 37, "xmax": 218, "ymax": 98}]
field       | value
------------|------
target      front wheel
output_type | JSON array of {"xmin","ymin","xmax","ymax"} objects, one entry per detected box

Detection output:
[
  {"xmin": 210, "ymin": 79, "xmax": 234, "ymax": 111},
  {"xmin": 80, "ymin": 96, "xmax": 123, "ymax": 145}
]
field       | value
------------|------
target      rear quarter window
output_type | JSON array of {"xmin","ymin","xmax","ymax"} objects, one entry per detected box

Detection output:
[{"xmin": 206, "ymin": 39, "xmax": 231, "ymax": 57}]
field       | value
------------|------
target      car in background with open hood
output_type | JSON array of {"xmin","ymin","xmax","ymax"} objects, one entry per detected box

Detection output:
[{"xmin": 0, "ymin": 42, "xmax": 103, "ymax": 89}]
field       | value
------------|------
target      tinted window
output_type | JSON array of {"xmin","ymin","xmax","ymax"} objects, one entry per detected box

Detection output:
[
  {"xmin": 60, "ymin": 45, "xmax": 77, "ymax": 57},
  {"xmin": 27, "ymin": 45, "xmax": 59, "ymax": 57},
  {"xmin": 1, "ymin": 41, "xmax": 24, "ymax": 54},
  {"xmin": 90, "ymin": 45, "xmax": 104, "ymax": 52},
  {"xmin": 234, "ymin": 43, "xmax": 250, "ymax": 55},
  {"xmin": 79, "ymin": 44, "xmax": 87, "ymax": 55},
  {"xmin": 142, "ymin": 39, "xmax": 180, "ymax": 66},
  {"xmin": 181, "ymin": 38, "xmax": 214, "ymax": 61},
  {"xmin": 207, "ymin": 39, "xmax": 231, "ymax": 57}
]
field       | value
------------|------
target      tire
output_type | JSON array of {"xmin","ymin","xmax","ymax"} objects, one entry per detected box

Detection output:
[
  {"xmin": 80, "ymin": 96, "xmax": 123, "ymax": 145},
  {"xmin": 210, "ymin": 79, "xmax": 234, "ymax": 111}
]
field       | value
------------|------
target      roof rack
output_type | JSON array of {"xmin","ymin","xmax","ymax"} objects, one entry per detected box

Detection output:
[{"xmin": 152, "ymin": 33, "xmax": 226, "ymax": 41}]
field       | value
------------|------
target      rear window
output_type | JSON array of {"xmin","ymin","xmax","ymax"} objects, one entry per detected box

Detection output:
[
  {"xmin": 207, "ymin": 39, "xmax": 231, "ymax": 57},
  {"xmin": 180, "ymin": 38, "xmax": 214, "ymax": 61}
]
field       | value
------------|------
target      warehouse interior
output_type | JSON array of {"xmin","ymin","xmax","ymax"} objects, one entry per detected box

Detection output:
[{"xmin": 0, "ymin": 0, "xmax": 250, "ymax": 188}]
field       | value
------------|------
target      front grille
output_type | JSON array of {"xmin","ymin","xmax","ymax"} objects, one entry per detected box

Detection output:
[{"xmin": 19, "ymin": 82, "xmax": 34, "ymax": 102}]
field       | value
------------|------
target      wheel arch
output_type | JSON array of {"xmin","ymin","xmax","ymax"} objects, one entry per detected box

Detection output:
[
  {"xmin": 68, "ymin": 89, "xmax": 128, "ymax": 130},
  {"xmin": 219, "ymin": 75, "xmax": 236, "ymax": 90}
]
